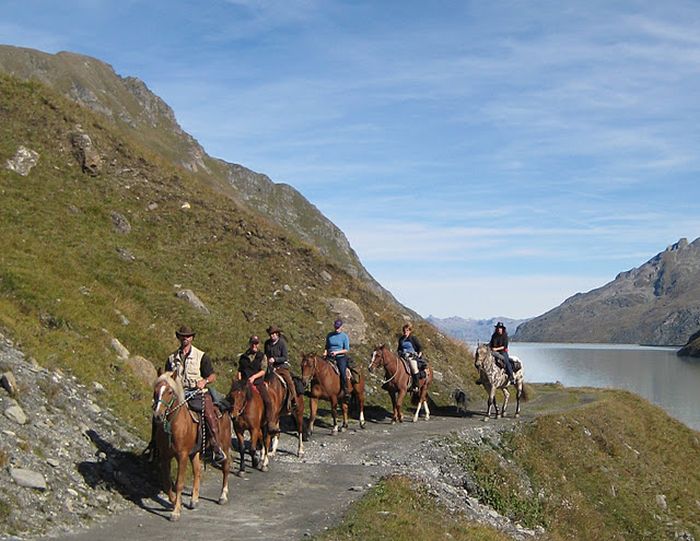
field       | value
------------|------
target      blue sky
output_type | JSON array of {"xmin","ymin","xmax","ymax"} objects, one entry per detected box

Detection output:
[{"xmin": 2, "ymin": 1, "xmax": 700, "ymax": 319}]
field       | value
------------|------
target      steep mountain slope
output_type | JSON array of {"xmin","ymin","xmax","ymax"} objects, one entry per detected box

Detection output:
[
  {"xmin": 0, "ymin": 74, "xmax": 474, "ymax": 437},
  {"xmin": 514, "ymin": 238, "xmax": 700, "ymax": 345},
  {"xmin": 0, "ymin": 44, "xmax": 387, "ymax": 298}
]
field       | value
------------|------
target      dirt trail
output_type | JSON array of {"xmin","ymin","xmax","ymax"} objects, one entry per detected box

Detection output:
[{"xmin": 52, "ymin": 409, "xmax": 500, "ymax": 541}]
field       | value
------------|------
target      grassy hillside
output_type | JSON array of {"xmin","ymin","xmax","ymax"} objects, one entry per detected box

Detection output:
[
  {"xmin": 0, "ymin": 74, "xmax": 476, "ymax": 437},
  {"xmin": 325, "ymin": 389, "xmax": 699, "ymax": 540}
]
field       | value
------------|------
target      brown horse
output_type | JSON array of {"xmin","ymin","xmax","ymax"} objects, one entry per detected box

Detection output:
[
  {"xmin": 265, "ymin": 371, "xmax": 305, "ymax": 458},
  {"xmin": 474, "ymin": 343, "xmax": 528, "ymax": 421},
  {"xmin": 369, "ymin": 345, "xmax": 433, "ymax": 423},
  {"xmin": 300, "ymin": 353, "xmax": 366, "ymax": 435},
  {"xmin": 152, "ymin": 372, "xmax": 231, "ymax": 521},
  {"xmin": 228, "ymin": 379, "xmax": 269, "ymax": 473}
]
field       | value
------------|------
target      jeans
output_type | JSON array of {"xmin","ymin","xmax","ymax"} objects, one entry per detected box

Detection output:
[
  {"xmin": 494, "ymin": 351, "xmax": 514, "ymax": 381},
  {"xmin": 335, "ymin": 354, "xmax": 350, "ymax": 393}
]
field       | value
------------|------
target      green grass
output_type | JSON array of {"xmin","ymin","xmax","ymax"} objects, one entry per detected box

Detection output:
[
  {"xmin": 314, "ymin": 475, "xmax": 510, "ymax": 541},
  {"xmin": 455, "ymin": 389, "xmax": 700, "ymax": 541}
]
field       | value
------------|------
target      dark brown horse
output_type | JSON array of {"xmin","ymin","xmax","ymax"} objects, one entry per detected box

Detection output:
[
  {"xmin": 300, "ymin": 353, "xmax": 366, "ymax": 435},
  {"xmin": 474, "ymin": 343, "xmax": 527, "ymax": 421},
  {"xmin": 152, "ymin": 372, "xmax": 231, "ymax": 521},
  {"xmin": 265, "ymin": 371, "xmax": 305, "ymax": 458},
  {"xmin": 369, "ymin": 345, "xmax": 433, "ymax": 424},
  {"xmin": 228, "ymin": 379, "xmax": 269, "ymax": 473}
]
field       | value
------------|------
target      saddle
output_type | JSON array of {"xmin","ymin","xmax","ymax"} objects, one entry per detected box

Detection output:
[
  {"xmin": 326, "ymin": 357, "xmax": 358, "ymax": 384},
  {"xmin": 399, "ymin": 353, "xmax": 428, "ymax": 379},
  {"xmin": 493, "ymin": 355, "xmax": 522, "ymax": 373}
]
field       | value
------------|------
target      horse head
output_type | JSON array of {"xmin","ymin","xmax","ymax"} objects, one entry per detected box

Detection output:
[
  {"xmin": 368, "ymin": 345, "xmax": 387, "ymax": 373},
  {"xmin": 300, "ymin": 353, "xmax": 317, "ymax": 388},
  {"xmin": 228, "ymin": 379, "xmax": 251, "ymax": 419},
  {"xmin": 152, "ymin": 370, "xmax": 182, "ymax": 422},
  {"xmin": 474, "ymin": 343, "xmax": 492, "ymax": 372}
]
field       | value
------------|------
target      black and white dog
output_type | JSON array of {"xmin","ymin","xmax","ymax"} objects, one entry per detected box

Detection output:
[{"xmin": 452, "ymin": 388, "xmax": 468, "ymax": 416}]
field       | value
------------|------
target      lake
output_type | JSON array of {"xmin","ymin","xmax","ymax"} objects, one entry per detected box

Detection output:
[{"xmin": 506, "ymin": 342, "xmax": 700, "ymax": 431}]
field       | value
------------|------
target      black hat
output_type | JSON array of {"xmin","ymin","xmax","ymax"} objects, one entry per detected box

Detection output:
[
  {"xmin": 175, "ymin": 325, "xmax": 196, "ymax": 338},
  {"xmin": 334, "ymin": 319, "xmax": 343, "ymax": 329},
  {"xmin": 494, "ymin": 321, "xmax": 506, "ymax": 329}
]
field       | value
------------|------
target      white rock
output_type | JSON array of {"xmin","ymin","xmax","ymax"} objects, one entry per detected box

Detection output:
[
  {"xmin": 10, "ymin": 468, "xmax": 47, "ymax": 490},
  {"xmin": 5, "ymin": 404, "xmax": 27, "ymax": 425}
]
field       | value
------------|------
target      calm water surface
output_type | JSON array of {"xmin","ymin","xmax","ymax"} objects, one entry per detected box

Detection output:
[{"xmin": 507, "ymin": 343, "xmax": 700, "ymax": 431}]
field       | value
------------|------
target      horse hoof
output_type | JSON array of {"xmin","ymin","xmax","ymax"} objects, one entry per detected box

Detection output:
[
  {"xmin": 483, "ymin": 417, "xmax": 490, "ymax": 422},
  {"xmin": 390, "ymin": 420, "xmax": 396, "ymax": 425},
  {"xmin": 425, "ymin": 416, "xmax": 430, "ymax": 421},
  {"xmin": 189, "ymin": 500, "xmax": 198, "ymax": 510},
  {"xmin": 236, "ymin": 469, "xmax": 245, "ymax": 477},
  {"xmin": 496, "ymin": 414, "xmax": 502, "ymax": 419},
  {"xmin": 360, "ymin": 421, "xmax": 366, "ymax": 429},
  {"xmin": 218, "ymin": 496, "xmax": 228, "ymax": 505},
  {"xmin": 515, "ymin": 413, "xmax": 520, "ymax": 418},
  {"xmin": 169, "ymin": 512, "xmax": 181, "ymax": 522}
]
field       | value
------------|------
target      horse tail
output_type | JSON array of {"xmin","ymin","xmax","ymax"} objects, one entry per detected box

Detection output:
[
  {"xmin": 520, "ymin": 382, "xmax": 530, "ymax": 402},
  {"xmin": 410, "ymin": 390, "xmax": 420, "ymax": 405}
]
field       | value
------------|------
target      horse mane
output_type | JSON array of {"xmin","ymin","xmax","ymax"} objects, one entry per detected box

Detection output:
[
  {"xmin": 230, "ymin": 378, "xmax": 252, "ymax": 400},
  {"xmin": 155, "ymin": 371, "xmax": 185, "ymax": 404}
]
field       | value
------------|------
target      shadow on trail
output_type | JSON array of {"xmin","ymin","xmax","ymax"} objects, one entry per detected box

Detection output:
[{"xmin": 77, "ymin": 429, "xmax": 171, "ymax": 519}]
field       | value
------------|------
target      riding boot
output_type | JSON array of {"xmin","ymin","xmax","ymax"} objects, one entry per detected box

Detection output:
[
  {"xmin": 259, "ymin": 384, "xmax": 279, "ymax": 433},
  {"xmin": 410, "ymin": 373, "xmax": 420, "ymax": 392},
  {"xmin": 203, "ymin": 393, "xmax": 225, "ymax": 464}
]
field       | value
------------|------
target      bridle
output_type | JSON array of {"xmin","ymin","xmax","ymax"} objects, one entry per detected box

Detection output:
[{"xmin": 368, "ymin": 347, "xmax": 398, "ymax": 386}]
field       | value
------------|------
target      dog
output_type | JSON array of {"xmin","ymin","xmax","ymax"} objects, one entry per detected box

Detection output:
[{"xmin": 452, "ymin": 388, "xmax": 468, "ymax": 416}]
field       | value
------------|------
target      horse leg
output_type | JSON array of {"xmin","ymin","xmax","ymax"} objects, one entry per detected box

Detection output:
[
  {"xmin": 261, "ymin": 430, "xmax": 271, "ymax": 472},
  {"xmin": 218, "ymin": 417, "xmax": 231, "ymax": 505},
  {"xmin": 330, "ymin": 397, "xmax": 339, "ymax": 435},
  {"xmin": 515, "ymin": 381, "xmax": 522, "ymax": 418},
  {"xmin": 389, "ymin": 390, "xmax": 399, "ymax": 424},
  {"xmin": 484, "ymin": 386, "xmax": 495, "ymax": 422},
  {"xmin": 269, "ymin": 433, "xmax": 280, "ymax": 456},
  {"xmin": 160, "ymin": 456, "xmax": 175, "ymax": 506},
  {"xmin": 340, "ymin": 400, "xmax": 349, "ymax": 432},
  {"xmin": 251, "ymin": 428, "xmax": 261, "ymax": 469},
  {"xmin": 412, "ymin": 397, "xmax": 421, "ymax": 423},
  {"xmin": 170, "ymin": 452, "xmax": 188, "ymax": 521},
  {"xmin": 236, "ymin": 430, "xmax": 246, "ymax": 475},
  {"xmin": 500, "ymin": 388, "xmax": 510, "ymax": 418},
  {"xmin": 396, "ymin": 389, "xmax": 407, "ymax": 423},
  {"xmin": 356, "ymin": 385, "xmax": 366, "ymax": 429},
  {"xmin": 190, "ymin": 452, "xmax": 201, "ymax": 510},
  {"xmin": 294, "ymin": 400, "xmax": 305, "ymax": 457},
  {"xmin": 308, "ymin": 397, "xmax": 318, "ymax": 438},
  {"xmin": 422, "ymin": 387, "xmax": 431, "ymax": 421}
]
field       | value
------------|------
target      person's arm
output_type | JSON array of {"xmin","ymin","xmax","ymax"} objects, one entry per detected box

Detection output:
[
  {"xmin": 198, "ymin": 354, "xmax": 216, "ymax": 389},
  {"xmin": 248, "ymin": 354, "xmax": 268, "ymax": 383},
  {"xmin": 278, "ymin": 339, "xmax": 288, "ymax": 364}
]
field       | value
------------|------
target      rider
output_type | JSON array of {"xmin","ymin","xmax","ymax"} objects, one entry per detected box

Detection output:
[
  {"xmin": 264, "ymin": 324, "xmax": 299, "ymax": 411},
  {"xmin": 489, "ymin": 322, "xmax": 515, "ymax": 385},
  {"xmin": 397, "ymin": 323, "xmax": 423, "ymax": 391},
  {"xmin": 324, "ymin": 319, "xmax": 352, "ymax": 402},
  {"xmin": 238, "ymin": 335, "xmax": 277, "ymax": 433},
  {"xmin": 165, "ymin": 325, "xmax": 225, "ymax": 464}
]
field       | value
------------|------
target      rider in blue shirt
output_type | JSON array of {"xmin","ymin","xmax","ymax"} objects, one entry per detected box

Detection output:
[
  {"xmin": 397, "ymin": 323, "xmax": 423, "ymax": 391},
  {"xmin": 324, "ymin": 319, "xmax": 351, "ymax": 402}
]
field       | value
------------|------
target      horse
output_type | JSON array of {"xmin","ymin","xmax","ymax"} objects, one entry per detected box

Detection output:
[
  {"xmin": 152, "ymin": 371, "xmax": 231, "ymax": 521},
  {"xmin": 474, "ymin": 343, "xmax": 528, "ymax": 421},
  {"xmin": 368, "ymin": 345, "xmax": 433, "ymax": 423},
  {"xmin": 300, "ymin": 353, "xmax": 366, "ymax": 436},
  {"xmin": 265, "ymin": 370, "xmax": 305, "ymax": 458},
  {"xmin": 228, "ymin": 378, "xmax": 269, "ymax": 473}
]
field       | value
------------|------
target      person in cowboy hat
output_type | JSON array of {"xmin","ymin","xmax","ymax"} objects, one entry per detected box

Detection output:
[
  {"xmin": 264, "ymin": 324, "xmax": 299, "ymax": 412},
  {"xmin": 163, "ymin": 325, "xmax": 226, "ymax": 464},
  {"xmin": 237, "ymin": 334, "xmax": 277, "ymax": 433},
  {"xmin": 324, "ymin": 319, "xmax": 352, "ymax": 402},
  {"xmin": 489, "ymin": 321, "xmax": 515, "ymax": 385}
]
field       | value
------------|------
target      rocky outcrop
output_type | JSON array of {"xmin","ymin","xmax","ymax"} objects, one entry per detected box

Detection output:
[
  {"xmin": 5, "ymin": 145, "xmax": 39, "ymax": 176},
  {"xmin": 71, "ymin": 128, "xmax": 102, "ymax": 175},
  {"xmin": 677, "ymin": 328, "xmax": 700, "ymax": 358},
  {"xmin": 514, "ymin": 238, "xmax": 700, "ymax": 345},
  {"xmin": 0, "ymin": 333, "xmax": 150, "ymax": 538}
]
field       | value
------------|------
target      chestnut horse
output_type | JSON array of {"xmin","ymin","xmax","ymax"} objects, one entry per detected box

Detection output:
[
  {"xmin": 228, "ymin": 379, "xmax": 269, "ymax": 473},
  {"xmin": 265, "ymin": 371, "xmax": 305, "ymax": 458},
  {"xmin": 369, "ymin": 345, "xmax": 433, "ymax": 424},
  {"xmin": 152, "ymin": 372, "xmax": 231, "ymax": 521},
  {"xmin": 474, "ymin": 343, "xmax": 528, "ymax": 421},
  {"xmin": 300, "ymin": 353, "xmax": 366, "ymax": 435}
]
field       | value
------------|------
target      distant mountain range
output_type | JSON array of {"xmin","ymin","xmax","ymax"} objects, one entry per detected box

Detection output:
[
  {"xmin": 514, "ymin": 238, "xmax": 700, "ymax": 346},
  {"xmin": 427, "ymin": 316, "xmax": 529, "ymax": 344}
]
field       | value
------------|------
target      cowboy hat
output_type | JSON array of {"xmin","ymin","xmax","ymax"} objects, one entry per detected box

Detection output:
[
  {"xmin": 266, "ymin": 324, "xmax": 283, "ymax": 335},
  {"xmin": 175, "ymin": 325, "xmax": 196, "ymax": 338}
]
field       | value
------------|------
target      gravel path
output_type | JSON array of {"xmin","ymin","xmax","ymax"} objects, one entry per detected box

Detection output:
[{"xmin": 49, "ymin": 409, "xmax": 533, "ymax": 541}]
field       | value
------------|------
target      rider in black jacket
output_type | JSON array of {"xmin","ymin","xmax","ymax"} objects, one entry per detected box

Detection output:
[{"xmin": 489, "ymin": 322, "xmax": 515, "ymax": 385}]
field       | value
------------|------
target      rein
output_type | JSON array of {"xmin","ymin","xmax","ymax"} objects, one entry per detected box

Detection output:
[
  {"xmin": 369, "ymin": 350, "xmax": 398, "ymax": 386},
  {"xmin": 155, "ymin": 387, "xmax": 202, "ymax": 445}
]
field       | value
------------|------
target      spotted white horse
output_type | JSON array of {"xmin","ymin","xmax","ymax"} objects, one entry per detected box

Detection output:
[{"xmin": 474, "ymin": 343, "xmax": 528, "ymax": 421}]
